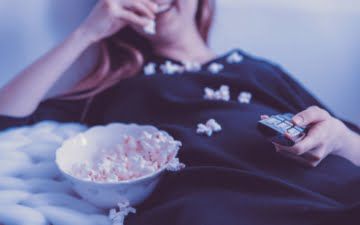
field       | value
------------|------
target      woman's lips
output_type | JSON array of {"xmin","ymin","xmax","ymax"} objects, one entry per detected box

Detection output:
[
  {"xmin": 156, "ymin": 0, "xmax": 175, "ymax": 14},
  {"xmin": 157, "ymin": 4, "xmax": 171, "ymax": 13}
]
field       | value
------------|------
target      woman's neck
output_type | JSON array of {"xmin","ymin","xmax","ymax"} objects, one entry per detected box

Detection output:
[{"xmin": 151, "ymin": 28, "xmax": 216, "ymax": 64}]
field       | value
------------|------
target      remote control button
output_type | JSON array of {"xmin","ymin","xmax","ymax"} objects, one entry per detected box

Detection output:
[
  {"xmin": 282, "ymin": 113, "xmax": 294, "ymax": 121},
  {"xmin": 287, "ymin": 127, "xmax": 301, "ymax": 137},
  {"xmin": 277, "ymin": 122, "xmax": 292, "ymax": 131},
  {"xmin": 265, "ymin": 117, "xmax": 282, "ymax": 125}
]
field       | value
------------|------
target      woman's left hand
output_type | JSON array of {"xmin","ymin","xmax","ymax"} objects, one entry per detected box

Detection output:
[{"xmin": 271, "ymin": 106, "xmax": 360, "ymax": 167}]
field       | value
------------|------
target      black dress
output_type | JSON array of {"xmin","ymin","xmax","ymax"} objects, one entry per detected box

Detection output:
[{"xmin": 1, "ymin": 49, "xmax": 359, "ymax": 225}]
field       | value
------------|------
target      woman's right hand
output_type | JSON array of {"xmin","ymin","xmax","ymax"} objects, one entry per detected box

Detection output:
[
  {"xmin": 80, "ymin": 0, "xmax": 158, "ymax": 44},
  {"xmin": 0, "ymin": 0, "xmax": 158, "ymax": 117}
]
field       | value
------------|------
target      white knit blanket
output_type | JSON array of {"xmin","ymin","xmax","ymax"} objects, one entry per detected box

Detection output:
[{"xmin": 0, "ymin": 121, "xmax": 112, "ymax": 225}]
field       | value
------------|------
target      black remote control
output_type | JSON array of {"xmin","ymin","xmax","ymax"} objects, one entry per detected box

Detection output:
[{"xmin": 257, "ymin": 113, "xmax": 307, "ymax": 146}]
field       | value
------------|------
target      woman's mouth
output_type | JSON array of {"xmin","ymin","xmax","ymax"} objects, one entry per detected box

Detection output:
[{"xmin": 156, "ymin": 1, "xmax": 175, "ymax": 14}]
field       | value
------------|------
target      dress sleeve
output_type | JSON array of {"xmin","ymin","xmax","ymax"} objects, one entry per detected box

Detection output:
[
  {"xmin": 0, "ymin": 98, "xmax": 88, "ymax": 131},
  {"xmin": 271, "ymin": 65, "xmax": 360, "ymax": 134}
]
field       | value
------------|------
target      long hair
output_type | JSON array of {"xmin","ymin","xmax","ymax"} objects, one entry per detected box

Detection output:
[{"xmin": 60, "ymin": 0, "xmax": 215, "ymax": 100}]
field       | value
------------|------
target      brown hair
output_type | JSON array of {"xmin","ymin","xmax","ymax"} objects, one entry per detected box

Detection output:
[{"xmin": 61, "ymin": 0, "xmax": 215, "ymax": 100}]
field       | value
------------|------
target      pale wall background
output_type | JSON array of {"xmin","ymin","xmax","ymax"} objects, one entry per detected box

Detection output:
[{"xmin": 0, "ymin": 0, "xmax": 359, "ymax": 124}]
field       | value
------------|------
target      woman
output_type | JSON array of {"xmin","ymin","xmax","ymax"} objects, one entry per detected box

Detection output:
[{"xmin": 0, "ymin": 0, "xmax": 359, "ymax": 224}]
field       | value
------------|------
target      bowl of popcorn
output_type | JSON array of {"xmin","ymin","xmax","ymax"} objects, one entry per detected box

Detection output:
[{"xmin": 55, "ymin": 123, "xmax": 184, "ymax": 208}]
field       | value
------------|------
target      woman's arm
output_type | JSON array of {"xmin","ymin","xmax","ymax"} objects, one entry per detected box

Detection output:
[
  {"xmin": 273, "ymin": 106, "xmax": 360, "ymax": 167},
  {"xmin": 0, "ymin": 29, "xmax": 93, "ymax": 117},
  {"xmin": 0, "ymin": 0, "xmax": 157, "ymax": 118},
  {"xmin": 335, "ymin": 126, "xmax": 360, "ymax": 166}
]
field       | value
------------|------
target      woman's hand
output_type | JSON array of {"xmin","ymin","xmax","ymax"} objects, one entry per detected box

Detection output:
[
  {"xmin": 79, "ymin": 0, "xmax": 158, "ymax": 44},
  {"xmin": 0, "ymin": 0, "xmax": 157, "ymax": 117},
  {"xmin": 272, "ymin": 106, "xmax": 360, "ymax": 167}
]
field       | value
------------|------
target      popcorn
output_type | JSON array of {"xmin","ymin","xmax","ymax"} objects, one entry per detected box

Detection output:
[
  {"xmin": 143, "ymin": 60, "xmax": 204, "ymax": 76},
  {"xmin": 183, "ymin": 61, "xmax": 202, "ymax": 72},
  {"xmin": 238, "ymin": 92, "xmax": 252, "ymax": 104},
  {"xmin": 166, "ymin": 157, "xmax": 186, "ymax": 172},
  {"xmin": 109, "ymin": 200, "xmax": 136, "ymax": 225},
  {"xmin": 208, "ymin": 62, "xmax": 224, "ymax": 74},
  {"xmin": 160, "ymin": 61, "xmax": 184, "ymax": 75},
  {"xmin": 69, "ymin": 131, "xmax": 183, "ymax": 183},
  {"xmin": 197, "ymin": 123, "xmax": 213, "ymax": 136},
  {"xmin": 204, "ymin": 88, "xmax": 216, "ymax": 100},
  {"xmin": 226, "ymin": 52, "xmax": 244, "ymax": 64},
  {"xmin": 206, "ymin": 119, "xmax": 222, "ymax": 132},
  {"xmin": 204, "ymin": 85, "xmax": 230, "ymax": 101},
  {"xmin": 197, "ymin": 119, "xmax": 222, "ymax": 137},
  {"xmin": 144, "ymin": 20, "xmax": 156, "ymax": 35},
  {"xmin": 144, "ymin": 62, "xmax": 157, "ymax": 76}
]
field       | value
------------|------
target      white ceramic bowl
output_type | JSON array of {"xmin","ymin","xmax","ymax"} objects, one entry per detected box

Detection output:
[{"xmin": 55, "ymin": 123, "xmax": 182, "ymax": 208}]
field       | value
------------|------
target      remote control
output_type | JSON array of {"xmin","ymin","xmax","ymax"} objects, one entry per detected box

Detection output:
[{"xmin": 257, "ymin": 113, "xmax": 307, "ymax": 146}]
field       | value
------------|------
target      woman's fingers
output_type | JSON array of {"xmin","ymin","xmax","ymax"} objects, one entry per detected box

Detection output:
[
  {"xmin": 139, "ymin": 0, "xmax": 159, "ymax": 13},
  {"xmin": 106, "ymin": 0, "xmax": 157, "ymax": 28},
  {"xmin": 81, "ymin": 0, "xmax": 158, "ymax": 42},
  {"xmin": 301, "ymin": 150, "xmax": 322, "ymax": 162},
  {"xmin": 124, "ymin": 0, "xmax": 156, "ymax": 20},
  {"xmin": 274, "ymin": 123, "xmax": 331, "ymax": 167},
  {"xmin": 267, "ymin": 106, "xmax": 352, "ymax": 168},
  {"xmin": 120, "ymin": 10, "xmax": 152, "ymax": 27},
  {"xmin": 281, "ymin": 124, "xmax": 323, "ymax": 155},
  {"xmin": 306, "ymin": 146, "xmax": 329, "ymax": 163},
  {"xmin": 105, "ymin": 0, "xmax": 121, "ymax": 13},
  {"xmin": 292, "ymin": 106, "xmax": 330, "ymax": 127}
]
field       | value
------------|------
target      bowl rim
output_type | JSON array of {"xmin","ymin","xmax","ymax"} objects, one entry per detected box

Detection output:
[{"xmin": 55, "ymin": 122, "xmax": 180, "ymax": 185}]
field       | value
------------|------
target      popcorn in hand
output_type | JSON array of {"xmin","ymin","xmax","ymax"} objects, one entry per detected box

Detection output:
[
  {"xmin": 238, "ymin": 91, "xmax": 252, "ymax": 104},
  {"xmin": 144, "ymin": 62, "xmax": 156, "ymax": 76},
  {"xmin": 226, "ymin": 52, "xmax": 244, "ymax": 64},
  {"xmin": 204, "ymin": 85, "xmax": 230, "ymax": 101},
  {"xmin": 109, "ymin": 200, "xmax": 136, "ymax": 225},
  {"xmin": 144, "ymin": 20, "xmax": 156, "ymax": 35},
  {"xmin": 208, "ymin": 62, "xmax": 224, "ymax": 74},
  {"xmin": 160, "ymin": 61, "xmax": 184, "ymax": 75},
  {"xmin": 197, "ymin": 119, "xmax": 222, "ymax": 137}
]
